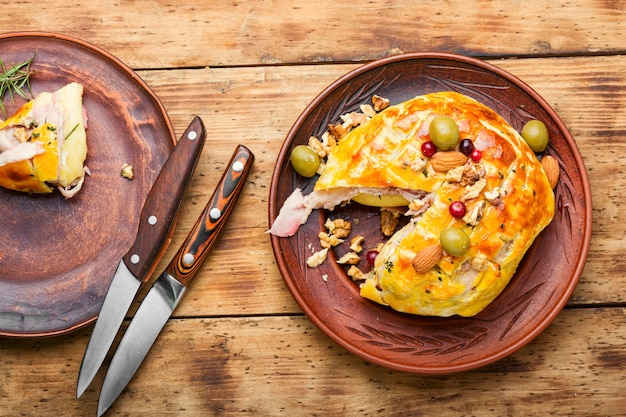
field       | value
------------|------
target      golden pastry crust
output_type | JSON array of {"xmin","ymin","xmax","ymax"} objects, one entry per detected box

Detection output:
[{"xmin": 316, "ymin": 91, "xmax": 555, "ymax": 317}]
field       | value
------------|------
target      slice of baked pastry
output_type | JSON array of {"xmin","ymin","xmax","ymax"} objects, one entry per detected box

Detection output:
[{"xmin": 0, "ymin": 82, "xmax": 88, "ymax": 198}]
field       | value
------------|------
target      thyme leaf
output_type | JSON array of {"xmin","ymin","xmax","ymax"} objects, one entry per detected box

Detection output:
[{"xmin": 0, "ymin": 53, "xmax": 36, "ymax": 117}]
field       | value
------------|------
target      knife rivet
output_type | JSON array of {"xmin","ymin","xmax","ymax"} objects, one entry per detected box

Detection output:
[
  {"xmin": 148, "ymin": 215, "xmax": 157, "ymax": 225},
  {"xmin": 232, "ymin": 161, "xmax": 244, "ymax": 172},
  {"xmin": 210, "ymin": 208, "xmax": 222, "ymax": 220},
  {"xmin": 187, "ymin": 130, "xmax": 198, "ymax": 140},
  {"xmin": 130, "ymin": 254, "xmax": 140, "ymax": 264},
  {"xmin": 183, "ymin": 253, "xmax": 195, "ymax": 265}
]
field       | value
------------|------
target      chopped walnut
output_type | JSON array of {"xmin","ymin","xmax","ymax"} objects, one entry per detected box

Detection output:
[
  {"xmin": 408, "ymin": 198, "xmax": 425, "ymax": 212},
  {"xmin": 461, "ymin": 178, "xmax": 487, "ymax": 201},
  {"xmin": 325, "ymin": 101, "xmax": 376, "ymax": 141},
  {"xmin": 318, "ymin": 232, "xmax": 344, "ymax": 249},
  {"xmin": 372, "ymin": 95, "xmax": 390, "ymax": 112},
  {"xmin": 405, "ymin": 154, "xmax": 427, "ymax": 172},
  {"xmin": 380, "ymin": 208, "xmax": 400, "ymax": 237},
  {"xmin": 461, "ymin": 163, "xmax": 483, "ymax": 186},
  {"xmin": 337, "ymin": 252, "xmax": 360, "ymax": 265},
  {"xmin": 324, "ymin": 131, "xmax": 337, "ymax": 146},
  {"xmin": 463, "ymin": 201, "xmax": 486, "ymax": 226},
  {"xmin": 327, "ymin": 123, "xmax": 349, "ymax": 140},
  {"xmin": 340, "ymin": 111, "xmax": 370, "ymax": 129},
  {"xmin": 318, "ymin": 218, "xmax": 352, "ymax": 249},
  {"xmin": 349, "ymin": 235, "xmax": 365, "ymax": 253},
  {"xmin": 445, "ymin": 165, "xmax": 465, "ymax": 183},
  {"xmin": 308, "ymin": 133, "xmax": 336, "ymax": 158},
  {"xmin": 324, "ymin": 218, "xmax": 336, "ymax": 233},
  {"xmin": 484, "ymin": 188, "xmax": 502, "ymax": 205},
  {"xmin": 360, "ymin": 104, "xmax": 377, "ymax": 118},
  {"xmin": 330, "ymin": 218, "xmax": 352, "ymax": 239},
  {"xmin": 307, "ymin": 248, "xmax": 329, "ymax": 268},
  {"xmin": 120, "ymin": 163, "xmax": 134, "ymax": 180},
  {"xmin": 308, "ymin": 136, "xmax": 326, "ymax": 157},
  {"xmin": 347, "ymin": 265, "xmax": 366, "ymax": 281},
  {"xmin": 470, "ymin": 253, "xmax": 489, "ymax": 271}
]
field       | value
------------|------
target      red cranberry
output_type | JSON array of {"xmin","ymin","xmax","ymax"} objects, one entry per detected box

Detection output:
[
  {"xmin": 365, "ymin": 250, "xmax": 379, "ymax": 267},
  {"xmin": 471, "ymin": 149, "xmax": 482, "ymax": 162},
  {"xmin": 421, "ymin": 141, "xmax": 436, "ymax": 157},
  {"xmin": 459, "ymin": 139, "xmax": 474, "ymax": 156},
  {"xmin": 449, "ymin": 201, "xmax": 467, "ymax": 218}
]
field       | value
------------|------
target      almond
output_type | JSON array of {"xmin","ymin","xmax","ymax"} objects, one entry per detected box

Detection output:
[
  {"xmin": 541, "ymin": 155, "xmax": 559, "ymax": 189},
  {"xmin": 430, "ymin": 151, "xmax": 468, "ymax": 172},
  {"xmin": 412, "ymin": 244, "xmax": 443, "ymax": 274}
]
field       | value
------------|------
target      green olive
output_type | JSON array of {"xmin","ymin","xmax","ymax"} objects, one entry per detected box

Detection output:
[
  {"xmin": 521, "ymin": 119, "xmax": 549, "ymax": 152},
  {"xmin": 290, "ymin": 145, "xmax": 320, "ymax": 178},
  {"xmin": 440, "ymin": 227, "xmax": 470, "ymax": 257},
  {"xmin": 429, "ymin": 115, "xmax": 460, "ymax": 150}
]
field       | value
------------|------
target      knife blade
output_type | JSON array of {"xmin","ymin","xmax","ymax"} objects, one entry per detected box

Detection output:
[
  {"xmin": 76, "ymin": 116, "xmax": 207, "ymax": 398},
  {"xmin": 97, "ymin": 145, "xmax": 254, "ymax": 416}
]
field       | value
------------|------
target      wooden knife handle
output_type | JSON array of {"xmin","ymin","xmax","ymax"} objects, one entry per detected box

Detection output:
[
  {"xmin": 122, "ymin": 116, "xmax": 206, "ymax": 281},
  {"xmin": 166, "ymin": 145, "xmax": 254, "ymax": 287}
]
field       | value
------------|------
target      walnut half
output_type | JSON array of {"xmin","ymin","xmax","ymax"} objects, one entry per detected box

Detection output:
[{"xmin": 380, "ymin": 208, "xmax": 400, "ymax": 237}]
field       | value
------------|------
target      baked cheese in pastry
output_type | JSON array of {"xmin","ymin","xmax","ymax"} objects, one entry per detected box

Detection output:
[
  {"xmin": 270, "ymin": 91, "xmax": 555, "ymax": 317},
  {"xmin": 0, "ymin": 82, "xmax": 88, "ymax": 198}
]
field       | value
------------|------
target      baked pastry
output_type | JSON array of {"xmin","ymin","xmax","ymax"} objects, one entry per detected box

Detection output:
[
  {"xmin": 270, "ymin": 91, "xmax": 555, "ymax": 317},
  {"xmin": 0, "ymin": 82, "xmax": 88, "ymax": 198}
]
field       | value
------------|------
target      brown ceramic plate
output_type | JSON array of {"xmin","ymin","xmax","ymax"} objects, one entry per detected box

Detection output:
[
  {"xmin": 0, "ymin": 32, "xmax": 175, "ymax": 337},
  {"xmin": 269, "ymin": 53, "xmax": 592, "ymax": 373}
]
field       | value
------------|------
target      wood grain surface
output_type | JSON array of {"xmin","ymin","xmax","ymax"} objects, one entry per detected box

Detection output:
[{"xmin": 1, "ymin": 0, "xmax": 625, "ymax": 416}]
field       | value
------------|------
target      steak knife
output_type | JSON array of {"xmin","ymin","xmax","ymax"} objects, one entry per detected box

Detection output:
[
  {"xmin": 76, "ymin": 116, "xmax": 207, "ymax": 398},
  {"xmin": 97, "ymin": 145, "xmax": 254, "ymax": 416}
]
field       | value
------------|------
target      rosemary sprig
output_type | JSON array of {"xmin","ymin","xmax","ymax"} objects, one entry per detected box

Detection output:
[{"xmin": 0, "ymin": 53, "xmax": 36, "ymax": 117}]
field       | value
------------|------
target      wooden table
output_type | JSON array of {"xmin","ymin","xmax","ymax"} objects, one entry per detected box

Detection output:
[{"xmin": 0, "ymin": 1, "xmax": 624, "ymax": 415}]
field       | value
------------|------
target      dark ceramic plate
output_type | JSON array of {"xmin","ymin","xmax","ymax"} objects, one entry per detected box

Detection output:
[
  {"xmin": 0, "ymin": 32, "xmax": 175, "ymax": 337},
  {"xmin": 269, "ymin": 53, "xmax": 592, "ymax": 373}
]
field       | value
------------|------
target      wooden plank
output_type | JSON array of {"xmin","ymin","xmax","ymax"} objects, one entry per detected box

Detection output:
[
  {"xmin": 1, "ymin": 1, "xmax": 625, "ymax": 68},
  {"xmin": 1, "ymin": 308, "xmax": 624, "ymax": 416}
]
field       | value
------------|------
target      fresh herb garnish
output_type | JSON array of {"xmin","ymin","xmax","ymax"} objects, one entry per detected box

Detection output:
[
  {"xmin": 64, "ymin": 123, "xmax": 80, "ymax": 140},
  {"xmin": 0, "ymin": 53, "xmax": 36, "ymax": 117}
]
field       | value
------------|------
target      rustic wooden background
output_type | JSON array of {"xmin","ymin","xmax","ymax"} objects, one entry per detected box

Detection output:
[{"xmin": 1, "ymin": 1, "xmax": 625, "ymax": 416}]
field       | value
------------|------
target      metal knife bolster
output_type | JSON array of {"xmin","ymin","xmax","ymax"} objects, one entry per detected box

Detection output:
[
  {"xmin": 153, "ymin": 272, "xmax": 187, "ymax": 309},
  {"xmin": 122, "ymin": 116, "xmax": 207, "ymax": 280}
]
